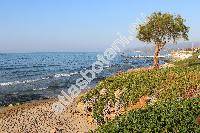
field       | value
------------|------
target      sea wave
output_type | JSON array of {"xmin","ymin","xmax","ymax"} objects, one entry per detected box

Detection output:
[
  {"xmin": 54, "ymin": 73, "xmax": 70, "ymax": 78},
  {"xmin": 54, "ymin": 72, "xmax": 78, "ymax": 78},
  {"xmin": 70, "ymin": 72, "xmax": 78, "ymax": 75},
  {"xmin": 0, "ymin": 79, "xmax": 40, "ymax": 86},
  {"xmin": 0, "ymin": 72, "xmax": 78, "ymax": 86},
  {"xmin": 33, "ymin": 87, "xmax": 48, "ymax": 91},
  {"xmin": 0, "ymin": 77, "xmax": 51, "ymax": 87}
]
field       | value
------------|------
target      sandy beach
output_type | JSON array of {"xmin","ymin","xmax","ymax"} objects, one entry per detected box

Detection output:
[{"xmin": 0, "ymin": 98, "xmax": 97, "ymax": 133}]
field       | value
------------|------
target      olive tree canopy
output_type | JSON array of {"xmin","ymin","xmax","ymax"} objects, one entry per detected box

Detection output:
[{"xmin": 136, "ymin": 12, "xmax": 189, "ymax": 68}]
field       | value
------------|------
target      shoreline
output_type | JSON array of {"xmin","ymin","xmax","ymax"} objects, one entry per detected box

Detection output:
[
  {"xmin": 0, "ymin": 62, "xmax": 174, "ymax": 132},
  {"xmin": 0, "ymin": 62, "xmax": 173, "ymax": 112}
]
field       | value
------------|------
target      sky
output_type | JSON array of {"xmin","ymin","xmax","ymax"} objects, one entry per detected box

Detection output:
[{"xmin": 0, "ymin": 0, "xmax": 199, "ymax": 53}]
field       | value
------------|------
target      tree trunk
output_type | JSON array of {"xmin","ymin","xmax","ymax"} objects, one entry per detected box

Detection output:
[{"xmin": 153, "ymin": 44, "xmax": 160, "ymax": 69}]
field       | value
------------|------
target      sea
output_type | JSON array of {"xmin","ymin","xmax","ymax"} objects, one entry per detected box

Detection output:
[{"xmin": 0, "ymin": 52, "xmax": 161, "ymax": 106}]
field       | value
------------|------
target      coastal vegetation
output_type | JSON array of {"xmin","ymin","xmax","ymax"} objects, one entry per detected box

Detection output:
[
  {"xmin": 81, "ymin": 50, "xmax": 200, "ymax": 132},
  {"xmin": 96, "ymin": 98, "xmax": 200, "ymax": 132}
]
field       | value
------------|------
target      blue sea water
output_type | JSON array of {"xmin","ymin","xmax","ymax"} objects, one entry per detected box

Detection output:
[{"xmin": 0, "ymin": 52, "xmax": 155, "ymax": 106}]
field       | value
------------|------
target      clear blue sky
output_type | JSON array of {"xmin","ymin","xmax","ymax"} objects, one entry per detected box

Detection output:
[{"xmin": 0, "ymin": 0, "xmax": 199, "ymax": 52}]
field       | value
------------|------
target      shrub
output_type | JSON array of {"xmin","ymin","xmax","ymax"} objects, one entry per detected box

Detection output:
[
  {"xmin": 81, "ymin": 65, "xmax": 200, "ymax": 122},
  {"xmin": 96, "ymin": 98, "xmax": 200, "ymax": 133}
]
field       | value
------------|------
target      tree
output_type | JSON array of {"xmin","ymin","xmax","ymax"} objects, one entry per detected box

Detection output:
[{"xmin": 136, "ymin": 12, "xmax": 189, "ymax": 68}]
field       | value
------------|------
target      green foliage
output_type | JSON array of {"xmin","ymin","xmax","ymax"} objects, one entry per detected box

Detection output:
[
  {"xmin": 136, "ymin": 12, "xmax": 190, "ymax": 67},
  {"xmin": 96, "ymin": 98, "xmax": 200, "ymax": 133},
  {"xmin": 81, "ymin": 64, "xmax": 200, "ymax": 122},
  {"xmin": 136, "ymin": 12, "xmax": 189, "ymax": 44}
]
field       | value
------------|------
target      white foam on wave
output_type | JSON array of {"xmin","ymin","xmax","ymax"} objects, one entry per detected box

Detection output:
[
  {"xmin": 54, "ymin": 72, "xmax": 78, "ymax": 78},
  {"xmin": 41, "ymin": 77, "xmax": 49, "ymax": 80},
  {"xmin": 0, "ymin": 79, "xmax": 40, "ymax": 86},
  {"xmin": 33, "ymin": 87, "xmax": 47, "ymax": 91},
  {"xmin": 0, "ymin": 81, "xmax": 20, "ymax": 86},
  {"xmin": 22, "ymin": 79, "xmax": 39, "ymax": 83},
  {"xmin": 70, "ymin": 72, "xmax": 78, "ymax": 75},
  {"xmin": 0, "ymin": 72, "xmax": 78, "ymax": 87},
  {"xmin": 54, "ymin": 73, "xmax": 70, "ymax": 78}
]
